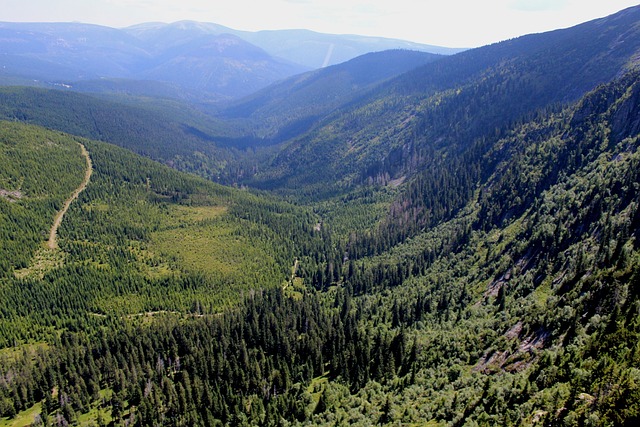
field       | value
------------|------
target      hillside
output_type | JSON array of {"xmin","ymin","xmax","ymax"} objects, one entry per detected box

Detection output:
[
  {"xmin": 221, "ymin": 5, "xmax": 640, "ymax": 273},
  {"xmin": 1, "ymin": 67, "xmax": 639, "ymax": 426},
  {"xmin": 217, "ymin": 49, "xmax": 443, "ymax": 144},
  {"xmin": 244, "ymin": 5, "xmax": 640, "ymax": 202},
  {"xmin": 0, "ymin": 123, "xmax": 88, "ymax": 274},
  {"xmin": 0, "ymin": 87, "xmax": 242, "ymax": 180},
  {"xmin": 1, "ymin": 6, "xmax": 640, "ymax": 427},
  {"xmin": 0, "ymin": 121, "xmax": 323, "ymax": 337},
  {"xmin": 0, "ymin": 49, "xmax": 446, "ymax": 176}
]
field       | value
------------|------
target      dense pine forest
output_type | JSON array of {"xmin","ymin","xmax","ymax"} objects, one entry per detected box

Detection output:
[{"xmin": 2, "ymin": 5, "xmax": 640, "ymax": 427}]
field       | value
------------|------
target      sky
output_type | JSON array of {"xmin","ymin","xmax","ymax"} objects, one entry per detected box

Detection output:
[{"xmin": 0, "ymin": 0, "xmax": 638, "ymax": 47}]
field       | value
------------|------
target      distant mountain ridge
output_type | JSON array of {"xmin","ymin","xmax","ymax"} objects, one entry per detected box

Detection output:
[
  {"xmin": 2, "ymin": 6, "xmax": 640, "ymax": 426},
  {"xmin": 245, "ymin": 5, "xmax": 640, "ymax": 198},
  {"xmin": 0, "ymin": 20, "xmax": 457, "ymax": 101},
  {"xmin": 123, "ymin": 20, "xmax": 463, "ymax": 68},
  {"xmin": 217, "ymin": 49, "xmax": 443, "ymax": 144},
  {"xmin": 0, "ymin": 49, "xmax": 443, "ymax": 178},
  {"xmin": 0, "ymin": 21, "xmax": 304, "ymax": 100}
]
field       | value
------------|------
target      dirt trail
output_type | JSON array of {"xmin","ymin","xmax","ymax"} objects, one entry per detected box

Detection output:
[{"xmin": 47, "ymin": 143, "xmax": 92, "ymax": 249}]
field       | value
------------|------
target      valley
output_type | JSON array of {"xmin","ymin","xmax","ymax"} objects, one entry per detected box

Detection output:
[{"xmin": 1, "ymin": 5, "xmax": 640, "ymax": 427}]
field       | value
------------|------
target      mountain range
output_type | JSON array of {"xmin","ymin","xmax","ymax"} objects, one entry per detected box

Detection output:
[
  {"xmin": 0, "ymin": 20, "xmax": 457, "ymax": 101},
  {"xmin": 1, "ymin": 5, "xmax": 640, "ymax": 426}
]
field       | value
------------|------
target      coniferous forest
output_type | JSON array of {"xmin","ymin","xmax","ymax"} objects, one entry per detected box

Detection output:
[{"xmin": 1, "ymin": 5, "xmax": 640, "ymax": 427}]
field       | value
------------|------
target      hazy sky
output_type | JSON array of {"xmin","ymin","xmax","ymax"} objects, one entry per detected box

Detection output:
[{"xmin": 1, "ymin": 0, "xmax": 638, "ymax": 47}]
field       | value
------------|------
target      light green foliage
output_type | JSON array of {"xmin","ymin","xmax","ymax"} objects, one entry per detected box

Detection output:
[
  {"xmin": 0, "ymin": 402, "xmax": 42, "ymax": 427},
  {"xmin": 2, "ymin": 12, "xmax": 640, "ymax": 426},
  {"xmin": 0, "ymin": 122, "xmax": 86, "ymax": 275},
  {"xmin": 0, "ymin": 121, "xmax": 321, "ymax": 343},
  {"xmin": 152, "ymin": 206, "xmax": 281, "ymax": 288}
]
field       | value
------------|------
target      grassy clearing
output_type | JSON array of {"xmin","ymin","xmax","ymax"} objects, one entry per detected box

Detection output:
[
  {"xmin": 168, "ymin": 205, "xmax": 227, "ymax": 224},
  {"xmin": 152, "ymin": 205, "xmax": 274, "ymax": 278},
  {"xmin": 75, "ymin": 389, "xmax": 113, "ymax": 426},
  {"xmin": 0, "ymin": 342, "xmax": 48, "ymax": 363},
  {"xmin": 128, "ymin": 241, "xmax": 174, "ymax": 280},
  {"xmin": 154, "ymin": 221, "xmax": 261, "ymax": 276},
  {"xmin": 308, "ymin": 373, "xmax": 330, "ymax": 406},
  {"xmin": 0, "ymin": 402, "xmax": 41, "ymax": 427},
  {"xmin": 284, "ymin": 277, "xmax": 305, "ymax": 300},
  {"xmin": 13, "ymin": 247, "xmax": 66, "ymax": 280},
  {"xmin": 313, "ymin": 187, "xmax": 396, "ymax": 238},
  {"xmin": 0, "ymin": 390, "xmax": 116, "ymax": 427}
]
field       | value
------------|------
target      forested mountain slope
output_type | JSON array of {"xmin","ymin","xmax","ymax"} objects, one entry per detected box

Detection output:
[
  {"xmin": 0, "ymin": 121, "xmax": 323, "ymax": 345},
  {"xmin": 1, "ymin": 6, "xmax": 640, "ymax": 427},
  {"xmin": 0, "ymin": 123, "xmax": 88, "ymax": 273},
  {"xmin": 0, "ymin": 87, "xmax": 244, "ymax": 180},
  {"xmin": 1, "ymin": 68, "xmax": 639, "ymax": 426},
  {"xmin": 246, "ymin": 5, "xmax": 640, "ymax": 200},
  {"xmin": 0, "ymin": 49, "xmax": 445, "ymax": 178},
  {"xmin": 217, "ymin": 50, "xmax": 442, "ymax": 143}
]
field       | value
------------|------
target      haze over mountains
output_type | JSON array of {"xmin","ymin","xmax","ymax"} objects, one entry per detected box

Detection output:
[
  {"xmin": 0, "ymin": 20, "xmax": 458, "ymax": 101},
  {"xmin": 1, "ymin": 5, "xmax": 640, "ymax": 426}
]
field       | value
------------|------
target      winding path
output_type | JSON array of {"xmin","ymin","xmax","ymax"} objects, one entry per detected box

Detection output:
[{"xmin": 47, "ymin": 143, "xmax": 92, "ymax": 249}]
